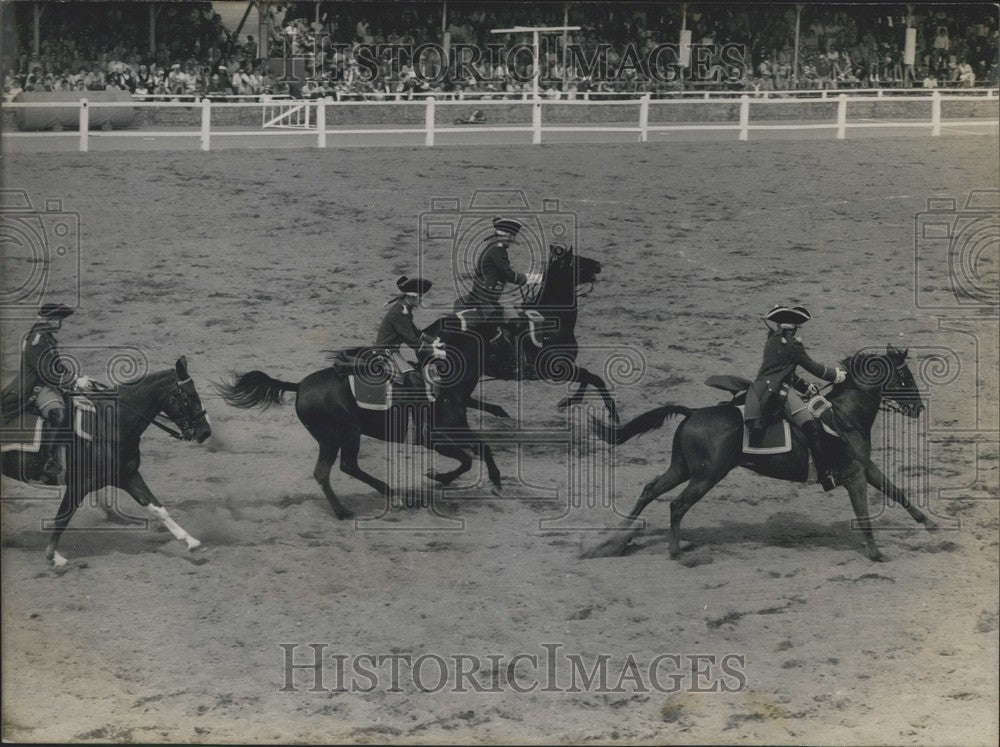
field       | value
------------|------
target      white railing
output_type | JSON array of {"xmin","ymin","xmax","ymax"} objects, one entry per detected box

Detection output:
[{"xmin": 2, "ymin": 90, "xmax": 997, "ymax": 151}]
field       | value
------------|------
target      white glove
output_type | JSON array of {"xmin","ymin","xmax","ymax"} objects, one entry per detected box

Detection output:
[
  {"xmin": 524, "ymin": 273, "xmax": 543, "ymax": 286},
  {"xmin": 833, "ymin": 367, "xmax": 847, "ymax": 384},
  {"xmin": 431, "ymin": 338, "xmax": 446, "ymax": 360},
  {"xmin": 75, "ymin": 376, "xmax": 93, "ymax": 391}
]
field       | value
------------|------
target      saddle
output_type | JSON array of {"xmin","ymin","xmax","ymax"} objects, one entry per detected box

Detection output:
[
  {"xmin": 328, "ymin": 346, "xmax": 435, "ymax": 411},
  {"xmin": 1, "ymin": 393, "xmax": 105, "ymax": 485},
  {"xmin": 705, "ymin": 375, "xmax": 839, "ymax": 453}
]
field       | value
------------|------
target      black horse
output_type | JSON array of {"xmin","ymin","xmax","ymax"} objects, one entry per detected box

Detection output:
[
  {"xmin": 0, "ymin": 357, "xmax": 212, "ymax": 566},
  {"xmin": 586, "ymin": 346, "xmax": 938, "ymax": 562},
  {"xmin": 431, "ymin": 244, "xmax": 618, "ymax": 422},
  {"xmin": 215, "ymin": 325, "xmax": 503, "ymax": 520}
]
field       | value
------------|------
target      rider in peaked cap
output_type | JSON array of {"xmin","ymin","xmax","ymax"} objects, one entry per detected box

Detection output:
[
  {"xmin": 745, "ymin": 304, "xmax": 847, "ymax": 491},
  {"xmin": 453, "ymin": 217, "xmax": 543, "ymax": 370},
  {"xmin": 375, "ymin": 276, "xmax": 443, "ymax": 388}
]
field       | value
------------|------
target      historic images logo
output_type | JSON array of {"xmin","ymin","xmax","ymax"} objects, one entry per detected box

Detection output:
[
  {"xmin": 279, "ymin": 642, "xmax": 748, "ymax": 695},
  {"xmin": 273, "ymin": 35, "xmax": 749, "ymax": 86}
]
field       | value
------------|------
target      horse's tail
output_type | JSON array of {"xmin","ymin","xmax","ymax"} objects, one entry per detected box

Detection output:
[
  {"xmin": 215, "ymin": 371, "xmax": 299, "ymax": 411},
  {"xmin": 591, "ymin": 405, "xmax": 692, "ymax": 446}
]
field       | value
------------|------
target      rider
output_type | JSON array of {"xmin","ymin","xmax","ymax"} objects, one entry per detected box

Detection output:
[
  {"xmin": 454, "ymin": 217, "xmax": 543, "ymax": 368},
  {"xmin": 0, "ymin": 303, "xmax": 92, "ymax": 484},
  {"xmin": 375, "ymin": 276, "xmax": 445, "ymax": 389},
  {"xmin": 744, "ymin": 304, "xmax": 847, "ymax": 492}
]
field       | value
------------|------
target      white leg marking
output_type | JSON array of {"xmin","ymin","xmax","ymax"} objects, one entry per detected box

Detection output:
[
  {"xmin": 148, "ymin": 505, "xmax": 200, "ymax": 550},
  {"xmin": 51, "ymin": 551, "xmax": 67, "ymax": 567}
]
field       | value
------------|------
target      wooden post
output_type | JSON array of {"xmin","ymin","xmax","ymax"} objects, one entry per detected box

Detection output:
[
  {"xmin": 931, "ymin": 89, "xmax": 941, "ymax": 136},
  {"xmin": 78, "ymin": 99, "xmax": 89, "ymax": 153},
  {"xmin": 836, "ymin": 93, "xmax": 847, "ymax": 139},
  {"xmin": 441, "ymin": 0, "xmax": 447, "ymax": 36},
  {"xmin": 317, "ymin": 98, "xmax": 326, "ymax": 148},
  {"xmin": 532, "ymin": 100, "xmax": 542, "ymax": 144},
  {"xmin": 425, "ymin": 96, "xmax": 435, "ymax": 146},
  {"xmin": 739, "ymin": 94, "xmax": 749, "ymax": 140},
  {"xmin": 200, "ymin": 98, "xmax": 211, "ymax": 151},
  {"xmin": 639, "ymin": 92, "xmax": 649, "ymax": 142}
]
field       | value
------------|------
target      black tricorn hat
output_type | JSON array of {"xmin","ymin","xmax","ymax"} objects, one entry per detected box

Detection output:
[
  {"xmin": 764, "ymin": 304, "xmax": 811, "ymax": 326},
  {"xmin": 492, "ymin": 217, "xmax": 522, "ymax": 244},
  {"xmin": 396, "ymin": 275, "xmax": 432, "ymax": 295},
  {"xmin": 38, "ymin": 303, "xmax": 75, "ymax": 320}
]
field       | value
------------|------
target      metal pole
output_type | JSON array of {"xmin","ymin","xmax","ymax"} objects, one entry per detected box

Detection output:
[
  {"xmin": 931, "ymin": 90, "xmax": 941, "ymax": 136},
  {"xmin": 33, "ymin": 2, "xmax": 40, "ymax": 57},
  {"xmin": 149, "ymin": 3, "xmax": 156, "ymax": 53},
  {"xmin": 739, "ymin": 94, "xmax": 749, "ymax": 140},
  {"xmin": 562, "ymin": 2, "xmax": 569, "ymax": 89},
  {"xmin": 793, "ymin": 4, "xmax": 802, "ymax": 83},
  {"xmin": 533, "ymin": 29, "xmax": 540, "ymax": 100}
]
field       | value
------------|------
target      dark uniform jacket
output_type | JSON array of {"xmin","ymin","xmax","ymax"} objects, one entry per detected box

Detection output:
[
  {"xmin": 456, "ymin": 239, "xmax": 527, "ymax": 315},
  {"xmin": 375, "ymin": 299, "xmax": 431, "ymax": 350},
  {"xmin": 1, "ymin": 324, "xmax": 75, "ymax": 422},
  {"xmin": 744, "ymin": 330, "xmax": 838, "ymax": 422}
]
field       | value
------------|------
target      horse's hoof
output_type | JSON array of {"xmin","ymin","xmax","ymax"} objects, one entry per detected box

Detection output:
[
  {"xmin": 868, "ymin": 550, "xmax": 886, "ymax": 562},
  {"xmin": 185, "ymin": 537, "xmax": 202, "ymax": 552},
  {"xmin": 49, "ymin": 552, "xmax": 67, "ymax": 567},
  {"xmin": 336, "ymin": 509, "xmax": 356, "ymax": 520},
  {"xmin": 490, "ymin": 482, "xmax": 503, "ymax": 497},
  {"xmin": 556, "ymin": 398, "xmax": 570, "ymax": 410},
  {"xmin": 924, "ymin": 519, "xmax": 940, "ymax": 533}
]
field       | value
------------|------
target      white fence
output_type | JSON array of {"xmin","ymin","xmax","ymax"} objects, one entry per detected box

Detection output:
[{"xmin": 2, "ymin": 89, "xmax": 997, "ymax": 151}]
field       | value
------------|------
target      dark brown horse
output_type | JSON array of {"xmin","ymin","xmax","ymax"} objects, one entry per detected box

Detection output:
[
  {"xmin": 1, "ymin": 357, "xmax": 212, "ymax": 566},
  {"xmin": 215, "ymin": 324, "xmax": 503, "ymax": 520},
  {"xmin": 586, "ymin": 346, "xmax": 938, "ymax": 562},
  {"xmin": 431, "ymin": 244, "xmax": 619, "ymax": 422}
]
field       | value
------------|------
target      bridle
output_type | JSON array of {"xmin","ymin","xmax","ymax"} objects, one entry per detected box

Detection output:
[{"xmin": 82, "ymin": 378, "xmax": 205, "ymax": 441}]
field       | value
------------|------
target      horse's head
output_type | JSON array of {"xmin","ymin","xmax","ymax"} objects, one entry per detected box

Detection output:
[
  {"xmin": 537, "ymin": 244, "xmax": 601, "ymax": 305},
  {"xmin": 846, "ymin": 345, "xmax": 924, "ymax": 418},
  {"xmin": 161, "ymin": 357, "xmax": 212, "ymax": 443}
]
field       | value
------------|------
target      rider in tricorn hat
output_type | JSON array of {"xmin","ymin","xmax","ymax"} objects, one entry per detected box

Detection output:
[
  {"xmin": 744, "ymin": 304, "xmax": 847, "ymax": 491},
  {"xmin": 1, "ymin": 303, "xmax": 93, "ymax": 484},
  {"xmin": 375, "ymin": 276, "xmax": 445, "ymax": 388}
]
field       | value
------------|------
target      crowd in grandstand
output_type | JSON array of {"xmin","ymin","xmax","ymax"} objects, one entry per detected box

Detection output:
[{"xmin": 4, "ymin": 2, "xmax": 998, "ymax": 101}]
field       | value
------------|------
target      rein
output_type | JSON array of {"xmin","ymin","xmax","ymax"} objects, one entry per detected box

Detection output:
[{"xmin": 75, "ymin": 382, "xmax": 196, "ymax": 441}]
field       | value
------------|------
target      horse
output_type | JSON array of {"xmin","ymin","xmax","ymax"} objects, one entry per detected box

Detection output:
[
  {"xmin": 586, "ymin": 345, "xmax": 938, "ymax": 562},
  {"xmin": 215, "ymin": 325, "xmax": 504, "ymax": 520},
  {"xmin": 0, "ymin": 357, "xmax": 212, "ymax": 567},
  {"xmin": 431, "ymin": 243, "xmax": 619, "ymax": 422}
]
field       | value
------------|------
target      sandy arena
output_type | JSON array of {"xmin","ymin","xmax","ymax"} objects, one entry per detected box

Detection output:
[{"xmin": 1, "ymin": 136, "xmax": 998, "ymax": 744}]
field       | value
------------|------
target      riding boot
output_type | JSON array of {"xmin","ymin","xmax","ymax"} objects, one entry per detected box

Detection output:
[
  {"xmin": 39, "ymin": 408, "xmax": 66, "ymax": 485},
  {"xmin": 802, "ymin": 419, "xmax": 838, "ymax": 491}
]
